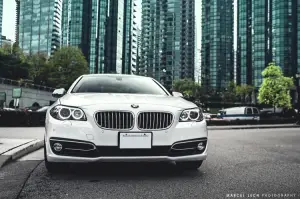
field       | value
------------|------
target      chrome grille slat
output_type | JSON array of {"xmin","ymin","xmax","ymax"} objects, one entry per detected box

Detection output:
[
  {"xmin": 95, "ymin": 111, "xmax": 134, "ymax": 130},
  {"xmin": 138, "ymin": 112, "xmax": 173, "ymax": 130}
]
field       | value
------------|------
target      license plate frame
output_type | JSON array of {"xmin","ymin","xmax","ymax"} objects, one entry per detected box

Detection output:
[{"xmin": 118, "ymin": 132, "xmax": 153, "ymax": 149}]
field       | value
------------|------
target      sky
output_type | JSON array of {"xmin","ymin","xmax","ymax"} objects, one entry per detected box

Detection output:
[
  {"xmin": 2, "ymin": 0, "xmax": 236, "ymax": 49},
  {"xmin": 2, "ymin": 0, "xmax": 16, "ymax": 41}
]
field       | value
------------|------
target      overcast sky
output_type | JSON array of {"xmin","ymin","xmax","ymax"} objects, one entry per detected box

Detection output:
[{"xmin": 2, "ymin": 0, "xmax": 236, "ymax": 50}]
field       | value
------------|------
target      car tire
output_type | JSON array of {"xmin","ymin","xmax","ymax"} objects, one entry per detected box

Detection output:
[
  {"xmin": 176, "ymin": 160, "xmax": 203, "ymax": 170},
  {"xmin": 44, "ymin": 141, "xmax": 69, "ymax": 173}
]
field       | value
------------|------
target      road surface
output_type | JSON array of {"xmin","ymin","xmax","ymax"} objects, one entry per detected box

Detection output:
[{"xmin": 0, "ymin": 128, "xmax": 300, "ymax": 199}]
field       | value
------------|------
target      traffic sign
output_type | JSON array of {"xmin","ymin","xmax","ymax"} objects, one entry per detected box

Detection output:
[{"xmin": 12, "ymin": 88, "xmax": 22, "ymax": 98}]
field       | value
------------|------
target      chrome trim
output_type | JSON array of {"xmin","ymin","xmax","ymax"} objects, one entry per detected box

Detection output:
[
  {"xmin": 171, "ymin": 147, "xmax": 197, "ymax": 151},
  {"xmin": 49, "ymin": 138, "xmax": 97, "ymax": 151},
  {"xmin": 93, "ymin": 110, "xmax": 135, "ymax": 130},
  {"xmin": 170, "ymin": 139, "xmax": 207, "ymax": 150},
  {"xmin": 47, "ymin": 153, "xmax": 208, "ymax": 163},
  {"xmin": 64, "ymin": 148, "xmax": 95, "ymax": 152},
  {"xmin": 136, "ymin": 111, "xmax": 175, "ymax": 131}
]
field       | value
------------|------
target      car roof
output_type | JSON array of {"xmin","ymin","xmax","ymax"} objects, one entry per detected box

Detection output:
[{"xmin": 81, "ymin": 74, "xmax": 151, "ymax": 79}]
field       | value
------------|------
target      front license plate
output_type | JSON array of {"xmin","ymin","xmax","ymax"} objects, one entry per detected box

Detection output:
[{"xmin": 119, "ymin": 133, "xmax": 152, "ymax": 149}]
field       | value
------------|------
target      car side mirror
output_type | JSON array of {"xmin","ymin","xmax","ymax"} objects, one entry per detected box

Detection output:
[
  {"xmin": 52, "ymin": 88, "xmax": 66, "ymax": 98},
  {"xmin": 172, "ymin": 91, "xmax": 183, "ymax": 97}
]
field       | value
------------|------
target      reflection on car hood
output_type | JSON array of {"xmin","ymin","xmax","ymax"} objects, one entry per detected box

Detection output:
[{"xmin": 59, "ymin": 93, "xmax": 197, "ymax": 109}]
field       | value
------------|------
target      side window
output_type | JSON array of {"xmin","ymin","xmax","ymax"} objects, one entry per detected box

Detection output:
[
  {"xmin": 246, "ymin": 108, "xmax": 252, "ymax": 115},
  {"xmin": 253, "ymin": 108, "xmax": 259, "ymax": 114}
]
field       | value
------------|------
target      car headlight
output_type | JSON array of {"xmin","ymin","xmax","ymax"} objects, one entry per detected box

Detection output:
[
  {"xmin": 49, "ymin": 105, "xmax": 87, "ymax": 121},
  {"xmin": 179, "ymin": 108, "xmax": 204, "ymax": 122}
]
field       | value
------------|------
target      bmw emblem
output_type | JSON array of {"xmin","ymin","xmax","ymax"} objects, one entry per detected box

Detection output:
[{"xmin": 131, "ymin": 104, "xmax": 139, "ymax": 108}]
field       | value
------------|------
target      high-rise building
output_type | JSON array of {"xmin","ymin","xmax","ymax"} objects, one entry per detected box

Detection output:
[
  {"xmin": 237, "ymin": 0, "xmax": 298, "ymax": 89},
  {"xmin": 18, "ymin": 0, "xmax": 62, "ymax": 57},
  {"xmin": 140, "ymin": 0, "xmax": 196, "ymax": 90},
  {"xmin": 136, "ymin": 27, "xmax": 142, "ymax": 75},
  {"xmin": 201, "ymin": 0, "xmax": 234, "ymax": 91},
  {"xmin": 298, "ymin": 0, "xmax": 300, "ymax": 74},
  {"xmin": 15, "ymin": 0, "xmax": 20, "ymax": 43},
  {"xmin": 0, "ymin": 0, "xmax": 3, "ymax": 47},
  {"xmin": 61, "ymin": 0, "xmax": 136, "ymax": 74}
]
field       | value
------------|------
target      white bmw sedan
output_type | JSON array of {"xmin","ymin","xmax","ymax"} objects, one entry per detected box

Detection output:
[{"xmin": 44, "ymin": 74, "xmax": 208, "ymax": 172}]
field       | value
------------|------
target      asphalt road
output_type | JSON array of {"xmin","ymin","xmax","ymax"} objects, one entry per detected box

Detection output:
[{"xmin": 1, "ymin": 128, "xmax": 300, "ymax": 199}]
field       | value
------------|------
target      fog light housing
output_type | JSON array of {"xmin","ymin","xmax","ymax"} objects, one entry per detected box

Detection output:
[
  {"xmin": 53, "ymin": 143, "xmax": 62, "ymax": 152},
  {"xmin": 197, "ymin": 142, "xmax": 205, "ymax": 151}
]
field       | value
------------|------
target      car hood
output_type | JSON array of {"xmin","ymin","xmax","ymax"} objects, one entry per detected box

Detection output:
[{"xmin": 59, "ymin": 93, "xmax": 197, "ymax": 109}]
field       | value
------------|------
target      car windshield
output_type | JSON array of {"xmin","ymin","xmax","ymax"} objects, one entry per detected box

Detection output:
[{"xmin": 71, "ymin": 76, "xmax": 169, "ymax": 95}]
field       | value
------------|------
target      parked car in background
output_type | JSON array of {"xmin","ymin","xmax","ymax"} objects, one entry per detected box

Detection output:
[{"xmin": 217, "ymin": 106, "xmax": 260, "ymax": 123}]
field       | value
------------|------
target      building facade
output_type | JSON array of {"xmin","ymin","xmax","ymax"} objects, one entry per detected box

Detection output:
[
  {"xmin": 18, "ymin": 0, "xmax": 62, "ymax": 57},
  {"xmin": 237, "ymin": 0, "xmax": 299, "ymax": 89},
  {"xmin": 136, "ymin": 27, "xmax": 142, "ymax": 75},
  {"xmin": 61, "ymin": 0, "xmax": 137, "ymax": 74},
  {"xmin": 1, "ymin": 36, "xmax": 13, "ymax": 48},
  {"xmin": 0, "ymin": 0, "xmax": 3, "ymax": 47},
  {"xmin": 15, "ymin": 0, "xmax": 20, "ymax": 43},
  {"xmin": 201, "ymin": 0, "xmax": 234, "ymax": 91},
  {"xmin": 140, "ymin": 0, "xmax": 196, "ymax": 90}
]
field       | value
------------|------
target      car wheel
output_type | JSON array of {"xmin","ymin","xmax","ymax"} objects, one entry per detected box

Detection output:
[
  {"xmin": 176, "ymin": 160, "xmax": 203, "ymax": 170},
  {"xmin": 44, "ymin": 141, "xmax": 69, "ymax": 173}
]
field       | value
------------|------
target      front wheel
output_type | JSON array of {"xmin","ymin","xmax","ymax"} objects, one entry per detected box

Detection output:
[
  {"xmin": 176, "ymin": 160, "xmax": 203, "ymax": 170},
  {"xmin": 44, "ymin": 142, "xmax": 69, "ymax": 173}
]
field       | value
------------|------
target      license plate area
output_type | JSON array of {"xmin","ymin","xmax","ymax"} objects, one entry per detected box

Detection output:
[{"xmin": 119, "ymin": 132, "xmax": 152, "ymax": 149}]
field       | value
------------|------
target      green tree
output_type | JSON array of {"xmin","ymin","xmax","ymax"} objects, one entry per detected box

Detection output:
[
  {"xmin": 172, "ymin": 78, "xmax": 202, "ymax": 100},
  {"xmin": 221, "ymin": 81, "xmax": 238, "ymax": 103},
  {"xmin": 0, "ymin": 44, "xmax": 29, "ymax": 80},
  {"xmin": 48, "ymin": 47, "xmax": 89, "ymax": 88},
  {"xmin": 25, "ymin": 53, "xmax": 53, "ymax": 86},
  {"xmin": 258, "ymin": 62, "xmax": 294, "ymax": 110},
  {"xmin": 236, "ymin": 84, "xmax": 254, "ymax": 103}
]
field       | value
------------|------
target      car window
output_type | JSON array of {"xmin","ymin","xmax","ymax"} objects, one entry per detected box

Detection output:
[
  {"xmin": 71, "ymin": 76, "xmax": 169, "ymax": 95},
  {"xmin": 253, "ymin": 108, "xmax": 259, "ymax": 114},
  {"xmin": 246, "ymin": 108, "xmax": 252, "ymax": 115}
]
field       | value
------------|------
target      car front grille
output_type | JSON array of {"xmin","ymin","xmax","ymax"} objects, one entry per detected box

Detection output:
[
  {"xmin": 95, "ymin": 111, "xmax": 134, "ymax": 130},
  {"xmin": 138, "ymin": 112, "xmax": 174, "ymax": 130}
]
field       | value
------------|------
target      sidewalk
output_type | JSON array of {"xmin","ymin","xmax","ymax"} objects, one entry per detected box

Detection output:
[
  {"xmin": 208, "ymin": 123, "xmax": 300, "ymax": 130},
  {"xmin": 0, "ymin": 138, "xmax": 43, "ymax": 168}
]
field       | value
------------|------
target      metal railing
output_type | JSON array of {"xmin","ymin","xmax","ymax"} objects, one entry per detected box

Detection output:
[{"xmin": 0, "ymin": 77, "xmax": 55, "ymax": 92}]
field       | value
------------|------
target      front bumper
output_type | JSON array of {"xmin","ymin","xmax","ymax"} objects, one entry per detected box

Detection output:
[
  {"xmin": 45, "ymin": 108, "xmax": 208, "ymax": 163},
  {"xmin": 46, "ymin": 137, "xmax": 208, "ymax": 163}
]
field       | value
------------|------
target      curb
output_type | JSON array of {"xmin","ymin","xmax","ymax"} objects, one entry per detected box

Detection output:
[
  {"xmin": 0, "ymin": 139, "xmax": 44, "ymax": 168},
  {"xmin": 208, "ymin": 125, "xmax": 300, "ymax": 130}
]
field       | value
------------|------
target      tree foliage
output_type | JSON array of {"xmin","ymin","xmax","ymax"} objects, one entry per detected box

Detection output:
[
  {"xmin": 258, "ymin": 62, "xmax": 294, "ymax": 109},
  {"xmin": 47, "ymin": 47, "xmax": 89, "ymax": 89},
  {"xmin": 172, "ymin": 79, "xmax": 202, "ymax": 100},
  {"xmin": 236, "ymin": 84, "xmax": 254, "ymax": 103},
  {"xmin": 0, "ymin": 44, "xmax": 29, "ymax": 80}
]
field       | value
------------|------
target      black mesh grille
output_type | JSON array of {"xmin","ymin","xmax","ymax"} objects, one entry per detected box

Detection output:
[
  {"xmin": 138, "ymin": 112, "xmax": 173, "ymax": 130},
  {"xmin": 95, "ymin": 111, "xmax": 134, "ymax": 129}
]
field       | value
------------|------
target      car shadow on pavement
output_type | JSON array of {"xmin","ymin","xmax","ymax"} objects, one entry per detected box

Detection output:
[{"xmin": 45, "ymin": 162, "xmax": 206, "ymax": 180}]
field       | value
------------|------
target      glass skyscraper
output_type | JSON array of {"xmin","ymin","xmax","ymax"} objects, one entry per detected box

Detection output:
[
  {"xmin": 140, "ymin": 0, "xmax": 196, "ymax": 90},
  {"xmin": 201, "ymin": 0, "xmax": 234, "ymax": 91},
  {"xmin": 0, "ymin": 0, "xmax": 3, "ymax": 47},
  {"xmin": 15, "ymin": 0, "xmax": 20, "ymax": 44},
  {"xmin": 237, "ymin": 0, "xmax": 299, "ymax": 88},
  {"xmin": 18, "ymin": 0, "xmax": 62, "ymax": 57},
  {"xmin": 61, "ymin": 0, "xmax": 137, "ymax": 74}
]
